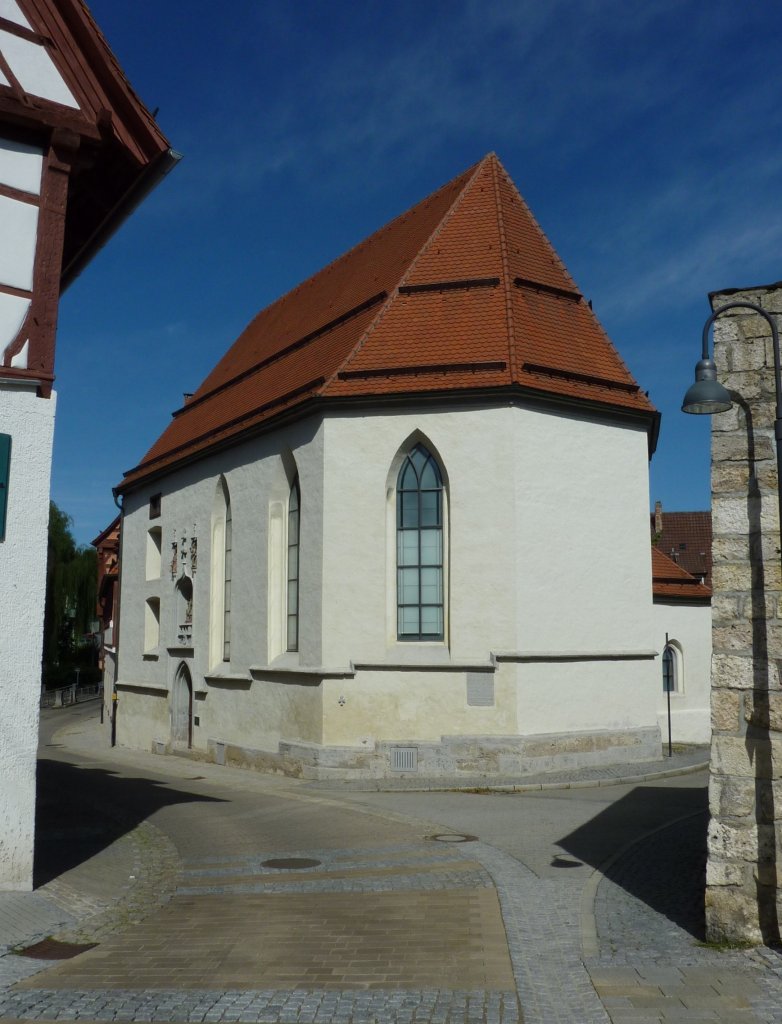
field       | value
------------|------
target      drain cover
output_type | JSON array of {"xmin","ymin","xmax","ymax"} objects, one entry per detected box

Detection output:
[
  {"xmin": 427, "ymin": 833, "xmax": 478, "ymax": 844},
  {"xmin": 261, "ymin": 857, "xmax": 321, "ymax": 870},
  {"xmin": 16, "ymin": 939, "xmax": 97, "ymax": 960}
]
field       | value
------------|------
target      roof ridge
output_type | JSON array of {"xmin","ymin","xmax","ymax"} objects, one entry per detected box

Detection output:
[
  {"xmin": 496, "ymin": 157, "xmax": 579, "ymax": 293},
  {"xmin": 319, "ymin": 155, "xmax": 492, "ymax": 394},
  {"xmin": 489, "ymin": 154, "xmax": 518, "ymax": 381}
]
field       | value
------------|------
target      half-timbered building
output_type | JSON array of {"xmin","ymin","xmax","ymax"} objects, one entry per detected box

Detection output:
[{"xmin": 0, "ymin": 0, "xmax": 173, "ymax": 888}]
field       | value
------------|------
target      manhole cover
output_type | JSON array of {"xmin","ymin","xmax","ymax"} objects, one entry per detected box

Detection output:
[
  {"xmin": 426, "ymin": 833, "xmax": 478, "ymax": 844},
  {"xmin": 15, "ymin": 939, "xmax": 97, "ymax": 960},
  {"xmin": 261, "ymin": 857, "xmax": 322, "ymax": 870}
]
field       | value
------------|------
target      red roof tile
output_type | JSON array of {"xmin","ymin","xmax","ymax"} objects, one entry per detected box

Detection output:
[
  {"xmin": 120, "ymin": 154, "xmax": 657, "ymax": 491},
  {"xmin": 651, "ymin": 546, "xmax": 711, "ymax": 602},
  {"xmin": 651, "ymin": 508, "xmax": 712, "ymax": 588}
]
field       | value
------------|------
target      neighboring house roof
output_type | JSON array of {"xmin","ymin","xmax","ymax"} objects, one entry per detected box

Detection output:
[
  {"xmin": 651, "ymin": 546, "xmax": 711, "ymax": 603},
  {"xmin": 651, "ymin": 505, "xmax": 712, "ymax": 588},
  {"xmin": 1, "ymin": 0, "xmax": 177, "ymax": 287},
  {"xmin": 119, "ymin": 153, "xmax": 658, "ymax": 493}
]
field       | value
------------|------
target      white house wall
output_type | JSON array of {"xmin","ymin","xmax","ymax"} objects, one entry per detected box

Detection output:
[
  {"xmin": 0, "ymin": 3, "xmax": 79, "ymax": 108},
  {"xmin": 0, "ymin": 382, "xmax": 55, "ymax": 888},
  {"xmin": 653, "ymin": 599, "xmax": 712, "ymax": 744},
  {"xmin": 115, "ymin": 401, "xmax": 664, "ymax": 777}
]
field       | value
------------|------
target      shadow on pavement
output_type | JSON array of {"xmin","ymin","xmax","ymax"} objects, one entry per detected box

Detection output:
[
  {"xmin": 34, "ymin": 758, "xmax": 225, "ymax": 888},
  {"xmin": 557, "ymin": 784, "xmax": 708, "ymax": 939}
]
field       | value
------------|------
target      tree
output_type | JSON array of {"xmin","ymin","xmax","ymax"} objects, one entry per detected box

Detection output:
[{"xmin": 42, "ymin": 502, "xmax": 98, "ymax": 685}]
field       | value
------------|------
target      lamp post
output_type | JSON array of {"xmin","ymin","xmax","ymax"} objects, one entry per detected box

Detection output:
[{"xmin": 682, "ymin": 300, "xmax": 782, "ymax": 562}]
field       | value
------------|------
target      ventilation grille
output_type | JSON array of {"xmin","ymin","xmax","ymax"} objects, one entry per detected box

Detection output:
[
  {"xmin": 391, "ymin": 746, "xmax": 418, "ymax": 772},
  {"xmin": 466, "ymin": 673, "xmax": 495, "ymax": 707}
]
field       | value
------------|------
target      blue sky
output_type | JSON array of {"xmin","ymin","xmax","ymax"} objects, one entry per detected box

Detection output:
[{"xmin": 53, "ymin": 0, "xmax": 782, "ymax": 545}]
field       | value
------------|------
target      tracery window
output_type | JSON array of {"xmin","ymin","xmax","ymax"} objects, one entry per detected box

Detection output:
[{"xmin": 396, "ymin": 443, "xmax": 444, "ymax": 641}]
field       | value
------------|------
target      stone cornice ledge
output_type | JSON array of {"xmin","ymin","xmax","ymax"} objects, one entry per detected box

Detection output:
[
  {"xmin": 115, "ymin": 680, "xmax": 168, "ymax": 694},
  {"xmin": 493, "ymin": 649, "xmax": 658, "ymax": 662},
  {"xmin": 205, "ymin": 670, "xmax": 253, "ymax": 684},
  {"xmin": 249, "ymin": 665, "xmax": 355, "ymax": 679}
]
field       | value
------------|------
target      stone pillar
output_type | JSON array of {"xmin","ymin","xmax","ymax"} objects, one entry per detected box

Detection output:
[{"xmin": 707, "ymin": 282, "xmax": 782, "ymax": 944}]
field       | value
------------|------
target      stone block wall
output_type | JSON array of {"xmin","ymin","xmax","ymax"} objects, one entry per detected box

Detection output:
[{"xmin": 707, "ymin": 282, "xmax": 782, "ymax": 944}]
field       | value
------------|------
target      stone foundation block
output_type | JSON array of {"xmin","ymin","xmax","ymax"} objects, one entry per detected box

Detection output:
[
  {"xmin": 709, "ymin": 773, "xmax": 755, "ymax": 818},
  {"xmin": 711, "ymin": 688, "xmax": 742, "ymax": 732},
  {"xmin": 712, "ymin": 654, "xmax": 754, "ymax": 691},
  {"xmin": 705, "ymin": 859, "xmax": 748, "ymax": 887},
  {"xmin": 744, "ymin": 690, "xmax": 782, "ymax": 732},
  {"xmin": 707, "ymin": 819, "xmax": 768, "ymax": 863},
  {"xmin": 706, "ymin": 885, "xmax": 764, "ymax": 945}
]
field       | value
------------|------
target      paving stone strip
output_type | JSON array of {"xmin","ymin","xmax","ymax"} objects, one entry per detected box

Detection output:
[{"xmin": 1, "ymin": 835, "xmax": 522, "ymax": 1022}]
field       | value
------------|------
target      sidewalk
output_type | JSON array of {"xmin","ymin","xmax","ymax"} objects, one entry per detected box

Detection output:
[{"xmin": 1, "ymin": 712, "xmax": 781, "ymax": 1023}]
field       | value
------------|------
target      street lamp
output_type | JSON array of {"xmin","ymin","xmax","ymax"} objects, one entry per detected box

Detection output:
[{"xmin": 682, "ymin": 299, "xmax": 782, "ymax": 559}]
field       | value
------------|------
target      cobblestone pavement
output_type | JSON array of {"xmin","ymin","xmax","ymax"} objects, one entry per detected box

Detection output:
[
  {"xmin": 587, "ymin": 811, "xmax": 782, "ymax": 1022},
  {"xmin": 1, "ymin": 711, "xmax": 780, "ymax": 1023}
]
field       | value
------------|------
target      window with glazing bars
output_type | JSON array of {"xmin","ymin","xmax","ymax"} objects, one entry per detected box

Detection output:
[
  {"xmin": 662, "ymin": 644, "xmax": 676, "ymax": 692},
  {"xmin": 287, "ymin": 478, "xmax": 300, "ymax": 651},
  {"xmin": 397, "ymin": 444, "xmax": 444, "ymax": 641}
]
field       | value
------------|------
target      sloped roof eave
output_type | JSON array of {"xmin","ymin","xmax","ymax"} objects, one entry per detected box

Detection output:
[{"xmin": 117, "ymin": 382, "xmax": 660, "ymax": 496}]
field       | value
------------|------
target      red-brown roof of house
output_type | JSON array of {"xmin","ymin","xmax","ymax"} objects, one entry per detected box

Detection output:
[
  {"xmin": 651, "ymin": 509, "xmax": 712, "ymax": 589},
  {"xmin": 119, "ymin": 153, "xmax": 657, "ymax": 492},
  {"xmin": 651, "ymin": 546, "xmax": 711, "ymax": 602}
]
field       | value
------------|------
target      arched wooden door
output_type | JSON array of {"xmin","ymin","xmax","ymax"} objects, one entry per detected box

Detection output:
[{"xmin": 171, "ymin": 662, "xmax": 193, "ymax": 749}]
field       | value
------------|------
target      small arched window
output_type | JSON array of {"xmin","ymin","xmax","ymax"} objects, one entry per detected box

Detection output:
[
  {"xmin": 287, "ymin": 477, "xmax": 300, "ymax": 652},
  {"xmin": 396, "ymin": 443, "xmax": 444, "ymax": 641},
  {"xmin": 662, "ymin": 642, "xmax": 680, "ymax": 693}
]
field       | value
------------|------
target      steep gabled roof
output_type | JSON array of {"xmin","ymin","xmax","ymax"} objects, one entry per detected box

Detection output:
[
  {"xmin": 651, "ymin": 508, "xmax": 712, "ymax": 588},
  {"xmin": 651, "ymin": 547, "xmax": 711, "ymax": 603},
  {"xmin": 119, "ymin": 153, "xmax": 657, "ymax": 492}
]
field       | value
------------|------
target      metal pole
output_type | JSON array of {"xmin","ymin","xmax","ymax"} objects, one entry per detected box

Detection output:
[{"xmin": 665, "ymin": 631, "xmax": 672, "ymax": 758}]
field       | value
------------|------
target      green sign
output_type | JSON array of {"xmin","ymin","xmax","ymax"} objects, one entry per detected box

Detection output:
[{"xmin": 0, "ymin": 434, "xmax": 10, "ymax": 541}]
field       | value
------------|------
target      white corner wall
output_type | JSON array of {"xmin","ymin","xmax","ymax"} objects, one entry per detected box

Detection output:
[
  {"xmin": 653, "ymin": 599, "xmax": 712, "ymax": 744},
  {"xmin": 0, "ymin": 382, "xmax": 56, "ymax": 889}
]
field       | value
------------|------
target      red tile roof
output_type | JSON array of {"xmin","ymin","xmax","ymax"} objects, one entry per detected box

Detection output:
[
  {"xmin": 119, "ymin": 154, "xmax": 657, "ymax": 492},
  {"xmin": 651, "ymin": 547, "xmax": 711, "ymax": 602},
  {"xmin": 651, "ymin": 509, "xmax": 712, "ymax": 588}
]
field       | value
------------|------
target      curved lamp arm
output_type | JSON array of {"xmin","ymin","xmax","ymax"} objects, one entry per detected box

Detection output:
[{"xmin": 699, "ymin": 302, "xmax": 782, "ymax": 423}]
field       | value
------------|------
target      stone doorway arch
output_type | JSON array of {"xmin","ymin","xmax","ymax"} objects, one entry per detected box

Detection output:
[{"xmin": 171, "ymin": 662, "xmax": 193, "ymax": 749}]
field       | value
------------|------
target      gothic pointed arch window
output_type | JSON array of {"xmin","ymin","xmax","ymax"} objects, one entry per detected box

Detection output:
[
  {"xmin": 287, "ymin": 476, "xmax": 300, "ymax": 652},
  {"xmin": 396, "ymin": 443, "xmax": 444, "ymax": 641},
  {"xmin": 662, "ymin": 641, "xmax": 682, "ymax": 693},
  {"xmin": 209, "ymin": 477, "xmax": 231, "ymax": 668}
]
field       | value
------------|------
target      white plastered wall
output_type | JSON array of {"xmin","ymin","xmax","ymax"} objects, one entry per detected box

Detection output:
[
  {"xmin": 653, "ymin": 599, "xmax": 712, "ymax": 744},
  {"xmin": 0, "ymin": 382, "xmax": 55, "ymax": 889},
  {"xmin": 117, "ymin": 400, "xmax": 660, "ymax": 762},
  {"xmin": 319, "ymin": 404, "xmax": 659, "ymax": 742},
  {"xmin": 115, "ymin": 416, "xmax": 325, "ymax": 754}
]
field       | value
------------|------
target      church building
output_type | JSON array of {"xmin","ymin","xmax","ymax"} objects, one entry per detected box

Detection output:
[{"xmin": 113, "ymin": 154, "xmax": 706, "ymax": 780}]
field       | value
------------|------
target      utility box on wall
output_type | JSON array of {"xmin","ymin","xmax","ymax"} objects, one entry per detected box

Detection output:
[{"xmin": 0, "ymin": 433, "xmax": 10, "ymax": 542}]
